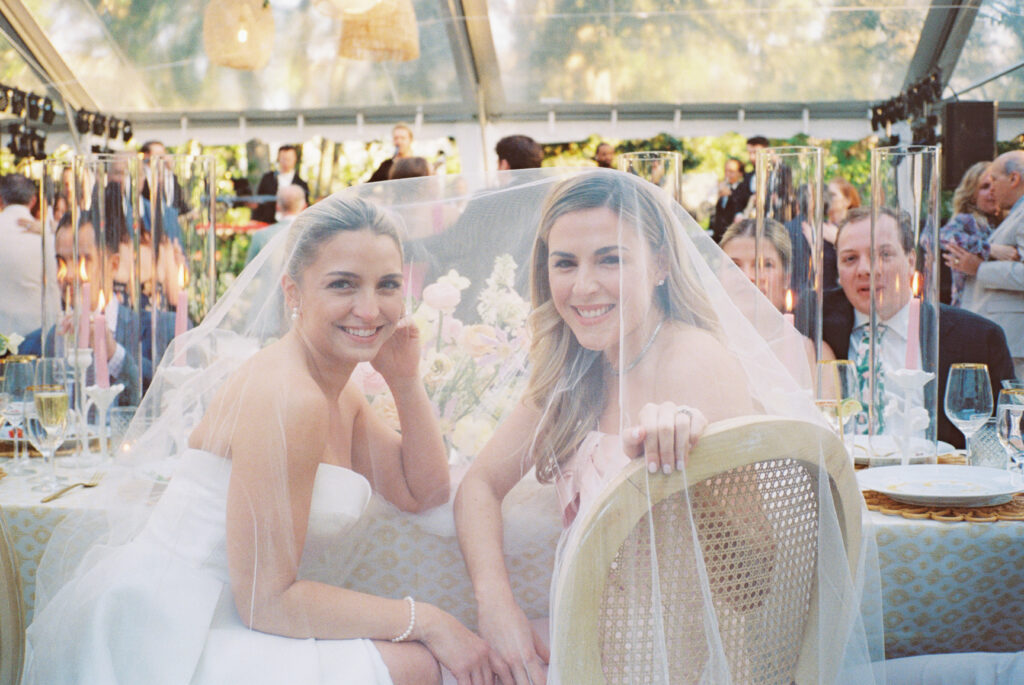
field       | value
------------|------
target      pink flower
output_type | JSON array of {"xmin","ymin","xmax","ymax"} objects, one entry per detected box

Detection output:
[
  {"xmin": 352, "ymin": 362, "xmax": 389, "ymax": 395},
  {"xmin": 422, "ymin": 282, "xmax": 461, "ymax": 314}
]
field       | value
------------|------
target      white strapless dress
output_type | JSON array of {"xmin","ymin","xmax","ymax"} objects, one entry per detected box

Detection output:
[{"xmin": 24, "ymin": 448, "xmax": 394, "ymax": 685}]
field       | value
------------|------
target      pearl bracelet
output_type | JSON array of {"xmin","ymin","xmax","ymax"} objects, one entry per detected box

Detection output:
[{"xmin": 390, "ymin": 596, "xmax": 416, "ymax": 643}]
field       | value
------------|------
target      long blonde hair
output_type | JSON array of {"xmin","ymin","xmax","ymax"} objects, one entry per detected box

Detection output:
[
  {"xmin": 527, "ymin": 172, "xmax": 719, "ymax": 483},
  {"xmin": 952, "ymin": 161, "xmax": 993, "ymax": 228}
]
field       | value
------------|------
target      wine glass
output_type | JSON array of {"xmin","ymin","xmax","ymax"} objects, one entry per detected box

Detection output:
[
  {"xmin": 815, "ymin": 360, "xmax": 861, "ymax": 445},
  {"xmin": 944, "ymin": 363, "xmax": 994, "ymax": 462},
  {"xmin": 997, "ymin": 389, "xmax": 1024, "ymax": 473},
  {"xmin": 28, "ymin": 358, "xmax": 71, "ymax": 493},
  {"xmin": 2, "ymin": 359, "xmax": 37, "ymax": 475}
]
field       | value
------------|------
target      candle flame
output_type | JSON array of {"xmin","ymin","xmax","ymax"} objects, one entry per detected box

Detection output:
[
  {"xmin": 78, "ymin": 257, "xmax": 88, "ymax": 282},
  {"xmin": 96, "ymin": 289, "xmax": 106, "ymax": 311},
  {"xmin": 911, "ymin": 271, "xmax": 920, "ymax": 297},
  {"xmin": 56, "ymin": 259, "xmax": 67, "ymax": 281},
  {"xmin": 178, "ymin": 265, "xmax": 187, "ymax": 289},
  {"xmin": 784, "ymin": 289, "xmax": 793, "ymax": 313}
]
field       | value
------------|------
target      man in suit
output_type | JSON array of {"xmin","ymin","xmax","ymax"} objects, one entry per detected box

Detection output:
[
  {"xmin": 368, "ymin": 123, "xmax": 415, "ymax": 183},
  {"xmin": 744, "ymin": 135, "xmax": 769, "ymax": 198},
  {"xmin": 0, "ymin": 173, "xmax": 59, "ymax": 337},
  {"xmin": 950, "ymin": 150, "xmax": 1024, "ymax": 380},
  {"xmin": 22, "ymin": 215, "xmax": 177, "ymax": 404},
  {"xmin": 245, "ymin": 184, "xmax": 307, "ymax": 265},
  {"xmin": 819, "ymin": 207, "xmax": 1015, "ymax": 448},
  {"xmin": 594, "ymin": 142, "xmax": 615, "ymax": 169},
  {"xmin": 252, "ymin": 145, "xmax": 309, "ymax": 224},
  {"xmin": 711, "ymin": 158, "xmax": 750, "ymax": 243}
]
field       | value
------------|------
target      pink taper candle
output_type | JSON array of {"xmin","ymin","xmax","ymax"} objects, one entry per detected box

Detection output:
[
  {"xmin": 174, "ymin": 265, "xmax": 188, "ymax": 338},
  {"xmin": 905, "ymin": 272, "xmax": 921, "ymax": 370},
  {"xmin": 93, "ymin": 291, "xmax": 110, "ymax": 388}
]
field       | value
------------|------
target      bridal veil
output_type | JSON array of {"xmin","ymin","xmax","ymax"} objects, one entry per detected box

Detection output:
[{"xmin": 27, "ymin": 168, "xmax": 885, "ymax": 684}]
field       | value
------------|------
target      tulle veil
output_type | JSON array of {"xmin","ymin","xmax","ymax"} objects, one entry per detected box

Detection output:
[{"xmin": 26, "ymin": 167, "xmax": 885, "ymax": 684}]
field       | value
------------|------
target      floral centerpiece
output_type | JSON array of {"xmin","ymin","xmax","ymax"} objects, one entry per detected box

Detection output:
[
  {"xmin": 0, "ymin": 332, "xmax": 24, "ymax": 359},
  {"xmin": 353, "ymin": 255, "xmax": 531, "ymax": 465}
]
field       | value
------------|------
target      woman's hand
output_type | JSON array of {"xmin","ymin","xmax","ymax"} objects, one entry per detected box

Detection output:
[
  {"xmin": 370, "ymin": 317, "xmax": 421, "ymax": 385},
  {"xmin": 477, "ymin": 598, "xmax": 549, "ymax": 685},
  {"xmin": 623, "ymin": 402, "xmax": 709, "ymax": 474},
  {"xmin": 417, "ymin": 603, "xmax": 503, "ymax": 685},
  {"xmin": 943, "ymin": 243, "xmax": 982, "ymax": 276},
  {"xmin": 990, "ymin": 244, "xmax": 1022, "ymax": 262}
]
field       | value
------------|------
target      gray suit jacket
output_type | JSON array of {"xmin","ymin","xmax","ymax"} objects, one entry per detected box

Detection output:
[{"xmin": 962, "ymin": 199, "xmax": 1024, "ymax": 357}]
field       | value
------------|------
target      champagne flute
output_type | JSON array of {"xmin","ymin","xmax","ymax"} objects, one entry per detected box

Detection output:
[
  {"xmin": 944, "ymin": 363, "xmax": 994, "ymax": 462},
  {"xmin": 29, "ymin": 358, "xmax": 70, "ymax": 493},
  {"xmin": 815, "ymin": 360, "xmax": 861, "ymax": 445},
  {"xmin": 2, "ymin": 359, "xmax": 37, "ymax": 475}
]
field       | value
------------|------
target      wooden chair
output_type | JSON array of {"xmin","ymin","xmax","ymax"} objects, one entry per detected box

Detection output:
[
  {"xmin": 0, "ymin": 513, "xmax": 24, "ymax": 685},
  {"xmin": 550, "ymin": 415, "xmax": 862, "ymax": 685}
]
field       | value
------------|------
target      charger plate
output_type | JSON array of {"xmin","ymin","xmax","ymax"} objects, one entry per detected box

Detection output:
[{"xmin": 857, "ymin": 464, "xmax": 1024, "ymax": 507}]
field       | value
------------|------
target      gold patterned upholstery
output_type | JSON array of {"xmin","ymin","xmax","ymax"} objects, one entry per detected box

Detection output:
[
  {"xmin": 0, "ymin": 513, "xmax": 25, "ymax": 685},
  {"xmin": 550, "ymin": 415, "xmax": 861, "ymax": 684}
]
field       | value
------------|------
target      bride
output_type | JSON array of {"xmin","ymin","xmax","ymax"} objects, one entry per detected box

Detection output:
[{"xmin": 24, "ymin": 196, "xmax": 496, "ymax": 684}]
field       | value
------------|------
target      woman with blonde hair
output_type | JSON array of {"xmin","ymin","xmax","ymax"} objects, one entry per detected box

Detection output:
[
  {"xmin": 941, "ymin": 161, "xmax": 1018, "ymax": 306},
  {"xmin": 453, "ymin": 170, "xmax": 881, "ymax": 684}
]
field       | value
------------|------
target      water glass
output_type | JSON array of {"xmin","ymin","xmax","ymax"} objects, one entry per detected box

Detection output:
[
  {"xmin": 997, "ymin": 389, "xmax": 1024, "ymax": 473},
  {"xmin": 944, "ymin": 363, "xmax": 993, "ymax": 459},
  {"xmin": 815, "ymin": 360, "xmax": 860, "ymax": 446},
  {"xmin": 969, "ymin": 418, "xmax": 1007, "ymax": 469},
  {"xmin": 108, "ymin": 406, "xmax": 137, "ymax": 457},
  {"xmin": 2, "ymin": 359, "xmax": 36, "ymax": 475}
]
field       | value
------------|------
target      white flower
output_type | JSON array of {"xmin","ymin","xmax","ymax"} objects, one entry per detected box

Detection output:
[
  {"xmin": 0, "ymin": 332, "xmax": 24, "ymax": 356},
  {"xmin": 437, "ymin": 270, "xmax": 470, "ymax": 291},
  {"xmin": 450, "ymin": 414, "xmax": 495, "ymax": 457}
]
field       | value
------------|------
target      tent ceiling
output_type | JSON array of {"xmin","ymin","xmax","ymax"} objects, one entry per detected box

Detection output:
[{"xmin": 1, "ymin": 0, "xmax": 1023, "ymax": 131}]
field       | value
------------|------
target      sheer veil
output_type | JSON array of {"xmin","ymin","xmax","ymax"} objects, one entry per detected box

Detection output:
[{"xmin": 27, "ymin": 168, "xmax": 884, "ymax": 684}]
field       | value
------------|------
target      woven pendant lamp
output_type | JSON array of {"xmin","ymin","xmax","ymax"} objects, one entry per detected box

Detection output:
[
  {"xmin": 203, "ymin": 0, "xmax": 275, "ymax": 70},
  {"xmin": 338, "ymin": 0, "xmax": 420, "ymax": 62},
  {"xmin": 313, "ymin": 0, "xmax": 383, "ymax": 16}
]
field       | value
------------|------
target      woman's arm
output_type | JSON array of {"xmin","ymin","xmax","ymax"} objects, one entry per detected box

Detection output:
[
  {"xmin": 350, "ymin": 318, "xmax": 449, "ymax": 512},
  {"xmin": 455, "ymin": 402, "xmax": 549, "ymax": 685}
]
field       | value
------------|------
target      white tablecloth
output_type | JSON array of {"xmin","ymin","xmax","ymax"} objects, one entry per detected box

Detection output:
[{"xmin": 3, "ymin": 458, "xmax": 1023, "ymax": 657}]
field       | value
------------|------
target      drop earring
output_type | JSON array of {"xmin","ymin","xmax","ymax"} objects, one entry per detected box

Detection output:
[{"xmin": 291, "ymin": 306, "xmax": 299, "ymax": 321}]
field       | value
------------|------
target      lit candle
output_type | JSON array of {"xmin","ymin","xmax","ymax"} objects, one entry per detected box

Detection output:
[
  {"xmin": 783, "ymin": 289, "xmax": 795, "ymax": 327},
  {"xmin": 174, "ymin": 265, "xmax": 188, "ymax": 338},
  {"xmin": 93, "ymin": 291, "xmax": 110, "ymax": 388},
  {"xmin": 905, "ymin": 272, "xmax": 921, "ymax": 369},
  {"xmin": 78, "ymin": 258, "xmax": 91, "ymax": 347}
]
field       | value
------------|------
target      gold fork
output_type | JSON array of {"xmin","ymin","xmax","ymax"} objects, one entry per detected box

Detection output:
[{"xmin": 41, "ymin": 471, "xmax": 104, "ymax": 503}]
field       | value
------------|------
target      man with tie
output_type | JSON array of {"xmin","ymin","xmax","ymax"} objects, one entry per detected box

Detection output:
[
  {"xmin": 820, "ymin": 206, "xmax": 1014, "ymax": 447},
  {"xmin": 711, "ymin": 158, "xmax": 751, "ymax": 243}
]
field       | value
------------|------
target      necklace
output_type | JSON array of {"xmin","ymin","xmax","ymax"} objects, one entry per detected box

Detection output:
[{"xmin": 612, "ymin": 317, "xmax": 666, "ymax": 374}]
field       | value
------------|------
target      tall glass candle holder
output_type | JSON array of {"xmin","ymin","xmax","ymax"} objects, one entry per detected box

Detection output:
[
  {"xmin": 146, "ymin": 154, "xmax": 217, "ymax": 370},
  {"xmin": 36, "ymin": 158, "xmax": 71, "ymax": 359},
  {"xmin": 64, "ymin": 154, "xmax": 144, "ymax": 465},
  {"xmin": 619, "ymin": 151, "xmax": 683, "ymax": 204},
  {"xmin": 864, "ymin": 145, "xmax": 941, "ymax": 464},
  {"xmin": 753, "ymin": 146, "xmax": 825, "ymax": 386}
]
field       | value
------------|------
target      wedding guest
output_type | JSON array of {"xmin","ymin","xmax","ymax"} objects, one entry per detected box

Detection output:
[
  {"xmin": 821, "ymin": 207, "xmax": 1014, "ymax": 447},
  {"xmin": 821, "ymin": 176, "xmax": 861, "ymax": 288},
  {"xmin": 710, "ymin": 157, "xmax": 750, "ymax": 243},
  {"xmin": 941, "ymin": 162, "xmax": 1018, "ymax": 307},
  {"xmin": 368, "ymin": 123, "xmax": 416, "ymax": 183},
  {"xmin": 948, "ymin": 150, "xmax": 1024, "ymax": 380},
  {"xmin": 25, "ymin": 195, "xmax": 497, "ymax": 685},
  {"xmin": 720, "ymin": 218, "xmax": 835, "ymax": 373},
  {"xmin": 0, "ymin": 173, "xmax": 58, "ymax": 337},
  {"xmin": 594, "ymin": 142, "xmax": 615, "ymax": 169},
  {"xmin": 389, "ymin": 156, "xmax": 432, "ymax": 181},
  {"xmin": 744, "ymin": 135, "xmax": 770, "ymax": 197},
  {"xmin": 245, "ymin": 184, "xmax": 308, "ymax": 265},
  {"xmin": 454, "ymin": 172, "xmax": 759, "ymax": 684},
  {"xmin": 253, "ymin": 144, "xmax": 310, "ymax": 223}
]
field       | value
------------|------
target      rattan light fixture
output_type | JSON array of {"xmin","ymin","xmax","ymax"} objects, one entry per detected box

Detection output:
[
  {"xmin": 203, "ymin": 0, "xmax": 275, "ymax": 71},
  {"xmin": 337, "ymin": 0, "xmax": 420, "ymax": 62},
  {"xmin": 313, "ymin": 0, "xmax": 383, "ymax": 16}
]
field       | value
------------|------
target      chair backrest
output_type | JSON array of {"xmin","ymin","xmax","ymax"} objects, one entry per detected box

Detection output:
[
  {"xmin": 0, "ymin": 513, "xmax": 25, "ymax": 685},
  {"xmin": 550, "ymin": 415, "xmax": 861, "ymax": 685}
]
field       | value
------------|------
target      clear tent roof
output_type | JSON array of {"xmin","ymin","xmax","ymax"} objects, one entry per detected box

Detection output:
[{"xmin": 1, "ymin": 0, "xmax": 1023, "ymax": 127}]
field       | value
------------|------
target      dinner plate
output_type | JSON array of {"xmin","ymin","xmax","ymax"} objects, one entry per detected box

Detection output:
[
  {"xmin": 848, "ymin": 435, "xmax": 956, "ymax": 466},
  {"xmin": 857, "ymin": 464, "xmax": 1024, "ymax": 507}
]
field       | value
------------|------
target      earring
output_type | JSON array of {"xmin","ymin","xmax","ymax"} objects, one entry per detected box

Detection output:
[
  {"xmin": 291, "ymin": 306, "xmax": 299, "ymax": 322},
  {"xmin": 657, "ymin": 278, "xmax": 666, "ymax": 286}
]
